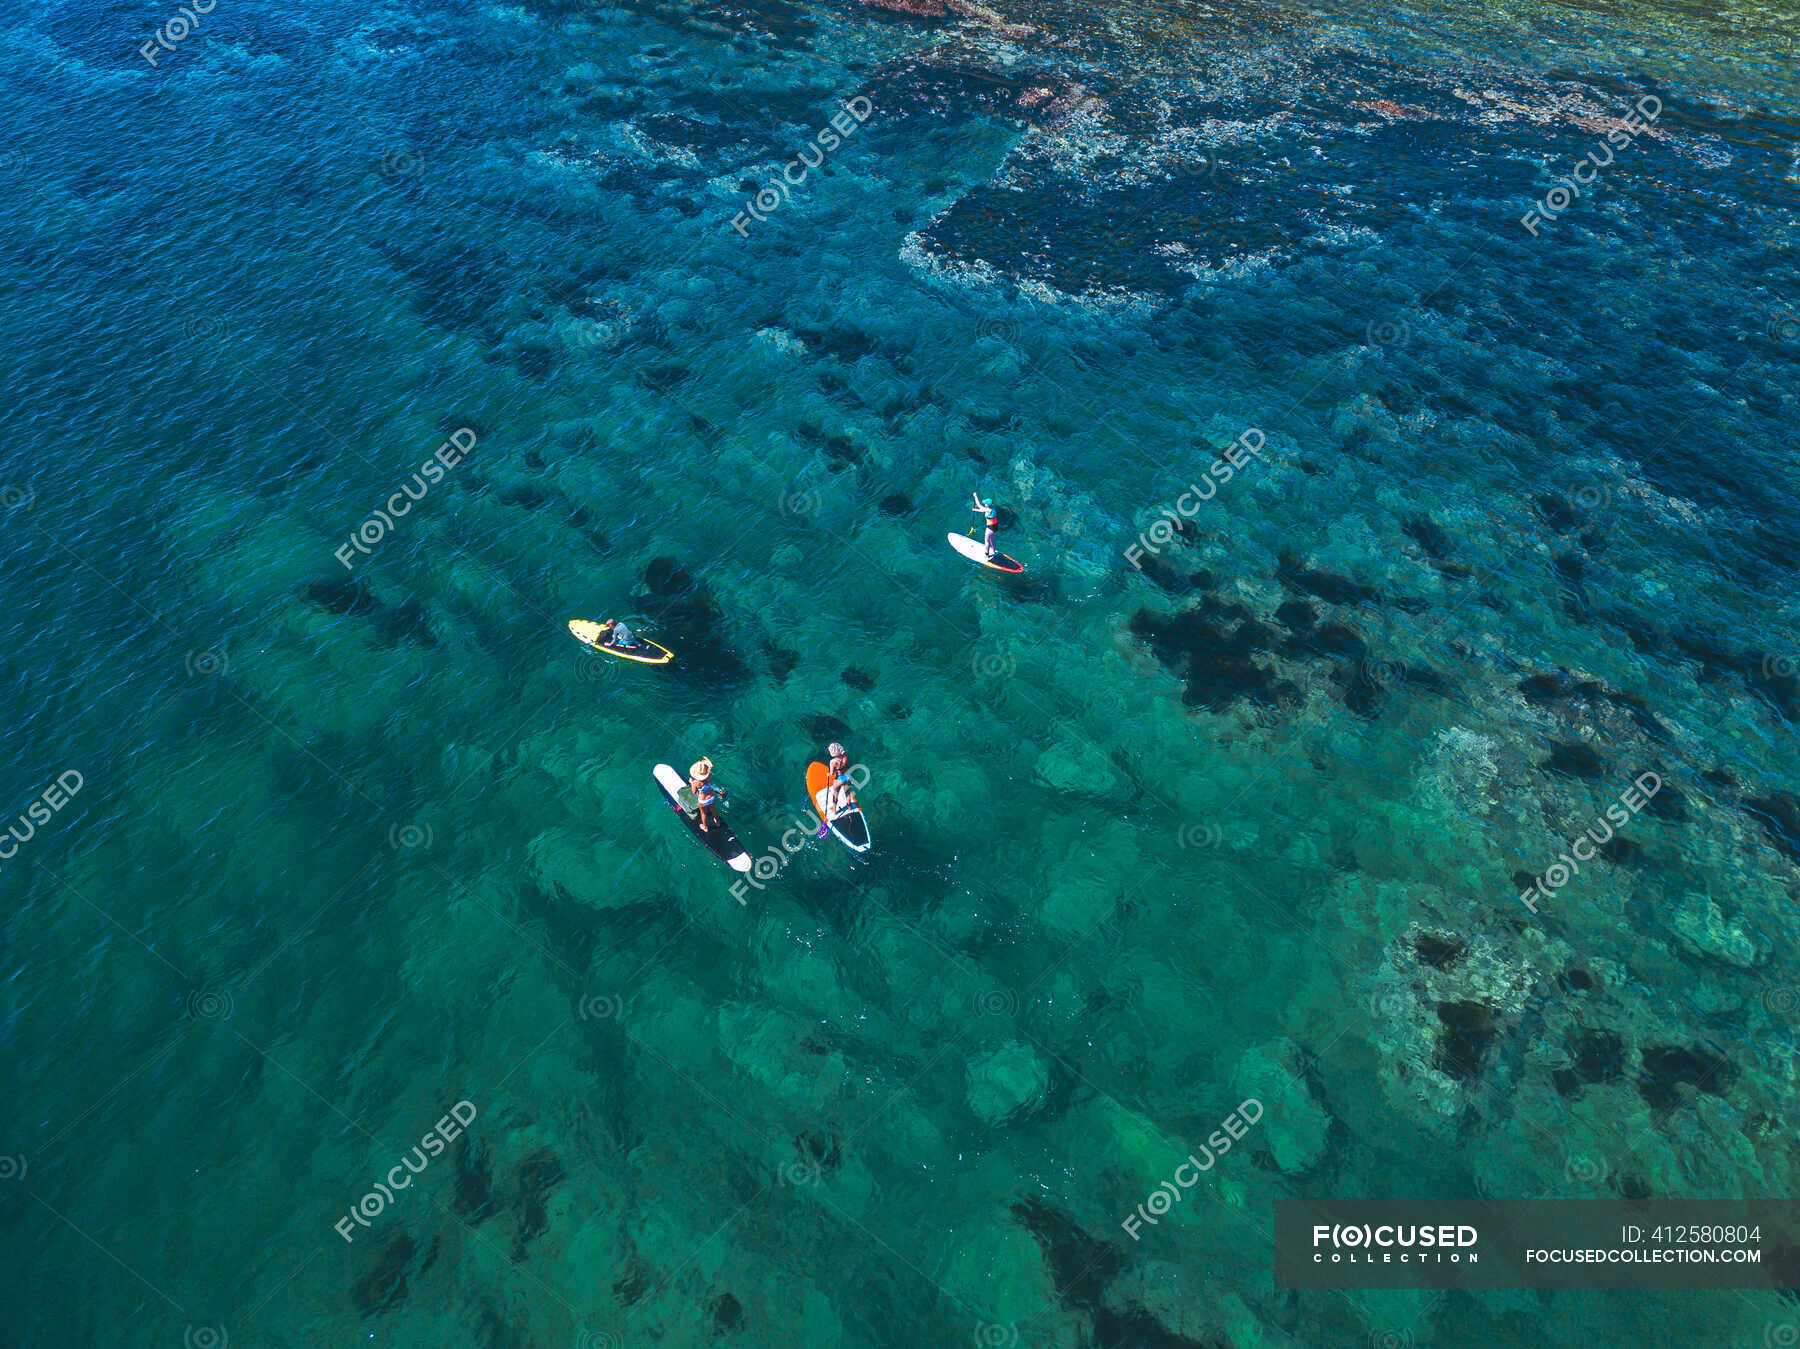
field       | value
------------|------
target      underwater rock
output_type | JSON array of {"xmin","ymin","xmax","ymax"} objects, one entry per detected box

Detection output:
[
  {"xmin": 1639, "ymin": 1044, "xmax": 1736, "ymax": 1110},
  {"xmin": 1235, "ymin": 1039, "xmax": 1331, "ymax": 1174},
  {"xmin": 352, "ymin": 1233, "xmax": 418, "ymax": 1315},
  {"xmin": 1543, "ymin": 741, "xmax": 1607, "ymax": 780},
  {"xmin": 1367, "ymin": 922, "xmax": 1538, "ymax": 1121},
  {"xmin": 1744, "ymin": 792, "xmax": 1800, "ymax": 862},
  {"xmin": 1129, "ymin": 601, "xmax": 1299, "ymax": 712},
  {"xmin": 1668, "ymin": 894, "xmax": 1761, "ymax": 969},
  {"xmin": 938, "ymin": 1209, "xmax": 1062, "ymax": 1333},
  {"xmin": 304, "ymin": 576, "xmax": 378, "ymax": 617},
  {"xmin": 967, "ymin": 1040, "xmax": 1050, "ymax": 1124},
  {"xmin": 513, "ymin": 1145, "xmax": 567, "ymax": 1257},
  {"xmin": 710, "ymin": 1292, "xmax": 744, "ymax": 1332},
  {"xmin": 528, "ymin": 828, "xmax": 648, "ymax": 909},
  {"xmin": 1551, "ymin": 1027, "xmax": 1627, "ymax": 1099},
  {"xmin": 1434, "ymin": 1001, "xmax": 1497, "ymax": 1081},
  {"xmin": 453, "ymin": 1136, "xmax": 498, "ymax": 1225},
  {"xmin": 1033, "ymin": 739, "xmax": 1122, "ymax": 797}
]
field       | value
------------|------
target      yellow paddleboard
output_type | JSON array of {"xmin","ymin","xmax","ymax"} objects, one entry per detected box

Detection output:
[{"xmin": 568, "ymin": 619, "xmax": 673, "ymax": 665}]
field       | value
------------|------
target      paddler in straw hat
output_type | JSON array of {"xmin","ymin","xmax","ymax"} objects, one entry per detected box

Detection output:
[{"xmin": 688, "ymin": 757, "xmax": 725, "ymax": 834}]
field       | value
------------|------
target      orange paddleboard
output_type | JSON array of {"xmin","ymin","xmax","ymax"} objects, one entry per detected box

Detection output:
[{"xmin": 807, "ymin": 761, "xmax": 871, "ymax": 853}]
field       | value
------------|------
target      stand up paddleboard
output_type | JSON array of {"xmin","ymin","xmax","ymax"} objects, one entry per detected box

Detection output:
[
  {"xmin": 653, "ymin": 763, "xmax": 750, "ymax": 872},
  {"xmin": 947, "ymin": 533, "xmax": 1025, "ymax": 574},
  {"xmin": 807, "ymin": 761, "xmax": 872, "ymax": 854},
  {"xmin": 570, "ymin": 619, "xmax": 673, "ymax": 665}
]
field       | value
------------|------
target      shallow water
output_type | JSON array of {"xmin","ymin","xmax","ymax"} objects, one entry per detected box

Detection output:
[{"xmin": 3, "ymin": 0, "xmax": 1799, "ymax": 1344}]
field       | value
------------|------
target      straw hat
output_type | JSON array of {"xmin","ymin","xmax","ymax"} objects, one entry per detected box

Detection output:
[{"xmin": 690, "ymin": 758, "xmax": 713, "ymax": 780}]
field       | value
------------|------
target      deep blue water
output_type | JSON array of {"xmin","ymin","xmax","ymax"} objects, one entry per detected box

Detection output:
[{"xmin": 3, "ymin": 0, "xmax": 1799, "ymax": 1344}]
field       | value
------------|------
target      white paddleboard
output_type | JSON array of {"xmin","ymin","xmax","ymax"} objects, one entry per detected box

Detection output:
[{"xmin": 947, "ymin": 532, "xmax": 1025, "ymax": 573}]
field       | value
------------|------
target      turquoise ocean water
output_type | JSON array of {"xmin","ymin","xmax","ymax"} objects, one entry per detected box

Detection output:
[{"xmin": 4, "ymin": 0, "xmax": 1799, "ymax": 1343}]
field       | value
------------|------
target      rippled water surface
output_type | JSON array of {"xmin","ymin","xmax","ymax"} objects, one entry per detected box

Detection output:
[{"xmin": 3, "ymin": 0, "xmax": 1799, "ymax": 1343}]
